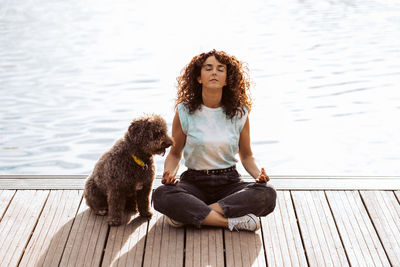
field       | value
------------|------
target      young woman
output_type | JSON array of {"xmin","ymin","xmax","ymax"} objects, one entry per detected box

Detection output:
[{"xmin": 153, "ymin": 50, "xmax": 276, "ymax": 231}]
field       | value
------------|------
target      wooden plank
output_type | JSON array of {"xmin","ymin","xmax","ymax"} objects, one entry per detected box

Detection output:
[
  {"xmin": 185, "ymin": 227, "xmax": 224, "ymax": 267},
  {"xmin": 361, "ymin": 191, "xmax": 400, "ymax": 265},
  {"xmin": 0, "ymin": 190, "xmax": 15, "ymax": 220},
  {"xmin": 261, "ymin": 191, "xmax": 307, "ymax": 266},
  {"xmin": 19, "ymin": 190, "xmax": 83, "ymax": 267},
  {"xmin": 143, "ymin": 210, "xmax": 164, "ymax": 267},
  {"xmin": 224, "ymin": 223, "xmax": 265, "ymax": 266},
  {"xmin": 142, "ymin": 209, "xmax": 184, "ymax": 267},
  {"xmin": 0, "ymin": 175, "xmax": 88, "ymax": 179},
  {"xmin": 0, "ymin": 178, "xmax": 85, "ymax": 189},
  {"xmin": 0, "ymin": 190, "xmax": 48, "ymax": 267},
  {"xmin": 102, "ymin": 213, "xmax": 149, "ymax": 266},
  {"xmin": 270, "ymin": 177, "xmax": 400, "ymax": 190},
  {"xmin": 59, "ymin": 197, "xmax": 109, "ymax": 267},
  {"xmin": 344, "ymin": 191, "xmax": 391, "ymax": 267},
  {"xmin": 186, "ymin": 226, "xmax": 200, "ymax": 267},
  {"xmin": 264, "ymin": 206, "xmax": 284, "ymax": 267},
  {"xmin": 326, "ymin": 191, "xmax": 390, "ymax": 267},
  {"xmin": 313, "ymin": 191, "xmax": 349, "ymax": 266},
  {"xmin": 1, "ymin": 175, "xmax": 400, "ymax": 190},
  {"xmin": 291, "ymin": 191, "xmax": 349, "ymax": 266}
]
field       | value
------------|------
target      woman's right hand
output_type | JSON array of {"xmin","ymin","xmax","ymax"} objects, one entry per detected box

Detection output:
[
  {"xmin": 255, "ymin": 168, "xmax": 270, "ymax": 183},
  {"xmin": 162, "ymin": 170, "xmax": 179, "ymax": 185}
]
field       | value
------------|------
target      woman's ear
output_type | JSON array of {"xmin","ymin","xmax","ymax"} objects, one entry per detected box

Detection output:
[{"xmin": 197, "ymin": 76, "xmax": 202, "ymax": 84}]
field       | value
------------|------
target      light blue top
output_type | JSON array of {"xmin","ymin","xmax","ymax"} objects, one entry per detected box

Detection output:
[{"xmin": 177, "ymin": 103, "xmax": 248, "ymax": 170}]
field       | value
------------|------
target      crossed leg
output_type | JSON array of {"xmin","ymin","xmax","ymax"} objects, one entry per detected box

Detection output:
[
  {"xmin": 202, "ymin": 203, "xmax": 228, "ymax": 227},
  {"xmin": 202, "ymin": 182, "xmax": 277, "ymax": 227}
]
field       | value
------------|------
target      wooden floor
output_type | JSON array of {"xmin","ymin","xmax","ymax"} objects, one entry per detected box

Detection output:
[{"xmin": 0, "ymin": 176, "xmax": 400, "ymax": 267}]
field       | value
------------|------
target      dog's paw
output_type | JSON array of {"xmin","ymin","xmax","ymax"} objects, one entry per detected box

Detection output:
[
  {"xmin": 96, "ymin": 209, "xmax": 108, "ymax": 216},
  {"xmin": 139, "ymin": 210, "xmax": 153, "ymax": 218},
  {"xmin": 107, "ymin": 216, "xmax": 122, "ymax": 226}
]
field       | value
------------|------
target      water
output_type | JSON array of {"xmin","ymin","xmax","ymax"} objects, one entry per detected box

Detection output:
[{"xmin": 1, "ymin": 0, "xmax": 400, "ymax": 176}]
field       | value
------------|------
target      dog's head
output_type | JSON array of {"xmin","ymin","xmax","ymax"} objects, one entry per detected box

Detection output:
[{"xmin": 126, "ymin": 114, "xmax": 174, "ymax": 156}]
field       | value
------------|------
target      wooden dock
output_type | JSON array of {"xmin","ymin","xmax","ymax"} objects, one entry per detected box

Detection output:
[{"xmin": 0, "ymin": 175, "xmax": 399, "ymax": 267}]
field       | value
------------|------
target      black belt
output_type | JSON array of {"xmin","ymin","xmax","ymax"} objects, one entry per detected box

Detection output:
[{"xmin": 188, "ymin": 165, "xmax": 236, "ymax": 175}]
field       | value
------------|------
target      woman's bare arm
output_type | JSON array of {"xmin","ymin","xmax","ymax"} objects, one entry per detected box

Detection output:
[
  {"xmin": 162, "ymin": 111, "xmax": 186, "ymax": 184},
  {"xmin": 239, "ymin": 117, "xmax": 269, "ymax": 182}
]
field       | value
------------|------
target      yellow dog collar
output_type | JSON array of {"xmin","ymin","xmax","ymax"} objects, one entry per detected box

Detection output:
[{"xmin": 131, "ymin": 154, "xmax": 146, "ymax": 168}]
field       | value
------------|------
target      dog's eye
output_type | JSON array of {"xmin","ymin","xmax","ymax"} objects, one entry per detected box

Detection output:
[{"xmin": 152, "ymin": 132, "xmax": 161, "ymax": 139}]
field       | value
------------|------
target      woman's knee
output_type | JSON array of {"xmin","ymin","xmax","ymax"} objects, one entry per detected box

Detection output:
[
  {"xmin": 152, "ymin": 185, "xmax": 175, "ymax": 210},
  {"xmin": 267, "ymin": 185, "xmax": 277, "ymax": 205},
  {"xmin": 251, "ymin": 184, "xmax": 277, "ymax": 216},
  {"xmin": 261, "ymin": 185, "xmax": 277, "ymax": 215}
]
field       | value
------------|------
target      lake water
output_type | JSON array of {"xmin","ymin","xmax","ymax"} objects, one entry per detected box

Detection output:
[{"xmin": 1, "ymin": 0, "xmax": 400, "ymax": 176}]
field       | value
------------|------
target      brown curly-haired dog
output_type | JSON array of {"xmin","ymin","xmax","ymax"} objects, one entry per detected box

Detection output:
[{"xmin": 84, "ymin": 115, "xmax": 173, "ymax": 226}]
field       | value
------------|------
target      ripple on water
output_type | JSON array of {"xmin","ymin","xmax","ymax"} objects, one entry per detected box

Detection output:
[
  {"xmin": 28, "ymin": 160, "xmax": 84, "ymax": 170},
  {"xmin": 352, "ymin": 101, "xmax": 370, "ymax": 105},
  {"xmin": 2, "ymin": 116, "xmax": 22, "ymax": 121},
  {"xmin": 294, "ymin": 119, "xmax": 311, "ymax": 122},
  {"xmin": 77, "ymin": 153, "xmax": 102, "ymax": 160},
  {"xmin": 76, "ymin": 138, "xmax": 115, "ymax": 145},
  {"xmin": 308, "ymin": 87, "xmax": 374, "ymax": 98},
  {"xmin": 40, "ymin": 146, "xmax": 70, "ymax": 153},
  {"xmin": 313, "ymin": 105, "xmax": 336, "ymax": 109},
  {"xmin": 308, "ymin": 80, "xmax": 370, "ymax": 89},
  {"xmin": 92, "ymin": 119, "xmax": 125, "ymax": 124},
  {"xmin": 252, "ymin": 140, "xmax": 280, "ymax": 145},
  {"xmin": 0, "ymin": 149, "xmax": 33, "ymax": 158},
  {"xmin": 332, "ymin": 111, "xmax": 366, "ymax": 117},
  {"xmin": 53, "ymin": 133, "xmax": 81, "ymax": 138},
  {"xmin": 88, "ymin": 127, "xmax": 121, "ymax": 133}
]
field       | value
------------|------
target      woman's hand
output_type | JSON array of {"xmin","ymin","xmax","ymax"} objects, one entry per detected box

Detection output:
[
  {"xmin": 162, "ymin": 170, "xmax": 179, "ymax": 185},
  {"xmin": 255, "ymin": 168, "xmax": 270, "ymax": 183}
]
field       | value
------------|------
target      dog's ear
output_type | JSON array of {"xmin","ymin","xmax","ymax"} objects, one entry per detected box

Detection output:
[{"xmin": 127, "ymin": 118, "xmax": 148, "ymax": 144}]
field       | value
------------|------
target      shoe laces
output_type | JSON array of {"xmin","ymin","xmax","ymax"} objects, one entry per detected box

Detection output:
[{"xmin": 228, "ymin": 215, "xmax": 257, "ymax": 231}]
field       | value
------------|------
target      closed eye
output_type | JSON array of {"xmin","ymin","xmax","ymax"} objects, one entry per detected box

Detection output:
[{"xmin": 203, "ymin": 64, "xmax": 226, "ymax": 72}]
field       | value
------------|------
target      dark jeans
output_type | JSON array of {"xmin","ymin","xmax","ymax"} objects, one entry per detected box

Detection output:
[{"xmin": 153, "ymin": 169, "xmax": 277, "ymax": 228}]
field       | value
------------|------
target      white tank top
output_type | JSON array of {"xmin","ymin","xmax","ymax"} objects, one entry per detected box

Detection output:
[{"xmin": 178, "ymin": 103, "xmax": 248, "ymax": 170}]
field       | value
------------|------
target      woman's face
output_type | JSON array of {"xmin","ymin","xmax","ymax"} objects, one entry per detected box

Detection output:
[{"xmin": 197, "ymin": 56, "xmax": 227, "ymax": 91}]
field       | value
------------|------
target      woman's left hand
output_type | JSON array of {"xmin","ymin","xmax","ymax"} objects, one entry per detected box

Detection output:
[
  {"xmin": 162, "ymin": 170, "xmax": 179, "ymax": 185},
  {"xmin": 255, "ymin": 168, "xmax": 270, "ymax": 183}
]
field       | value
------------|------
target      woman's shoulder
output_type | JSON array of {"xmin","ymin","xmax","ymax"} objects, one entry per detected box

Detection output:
[
  {"xmin": 178, "ymin": 102, "xmax": 192, "ymax": 108},
  {"xmin": 235, "ymin": 105, "xmax": 249, "ymax": 119},
  {"xmin": 176, "ymin": 102, "xmax": 190, "ymax": 133},
  {"xmin": 242, "ymin": 105, "xmax": 249, "ymax": 114},
  {"xmin": 177, "ymin": 102, "xmax": 189, "ymax": 113}
]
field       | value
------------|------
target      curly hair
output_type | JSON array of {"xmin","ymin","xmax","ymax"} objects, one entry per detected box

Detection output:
[{"xmin": 175, "ymin": 49, "xmax": 252, "ymax": 119}]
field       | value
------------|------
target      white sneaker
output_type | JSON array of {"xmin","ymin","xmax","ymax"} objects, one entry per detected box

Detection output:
[
  {"xmin": 228, "ymin": 214, "xmax": 260, "ymax": 232},
  {"xmin": 165, "ymin": 216, "xmax": 185, "ymax": 228}
]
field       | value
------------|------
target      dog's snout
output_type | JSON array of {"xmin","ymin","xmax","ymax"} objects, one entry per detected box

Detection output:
[{"xmin": 163, "ymin": 138, "xmax": 173, "ymax": 148}]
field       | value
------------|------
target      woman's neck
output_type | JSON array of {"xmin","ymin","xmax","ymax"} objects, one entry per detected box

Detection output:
[{"xmin": 202, "ymin": 88, "xmax": 222, "ymax": 108}]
